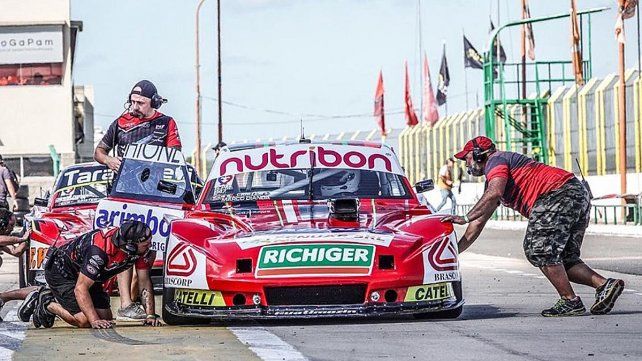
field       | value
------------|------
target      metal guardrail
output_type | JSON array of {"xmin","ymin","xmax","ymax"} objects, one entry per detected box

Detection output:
[{"xmin": 456, "ymin": 204, "xmax": 642, "ymax": 226}]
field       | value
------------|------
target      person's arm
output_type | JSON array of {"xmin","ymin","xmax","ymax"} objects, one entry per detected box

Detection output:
[
  {"xmin": 0, "ymin": 229, "xmax": 29, "ymax": 246},
  {"xmin": 75, "ymin": 274, "xmax": 113, "ymax": 329},
  {"xmin": 440, "ymin": 176, "xmax": 506, "ymax": 225},
  {"xmin": 4, "ymin": 178, "xmax": 17, "ymax": 210},
  {"xmin": 456, "ymin": 218, "xmax": 488, "ymax": 253},
  {"xmin": 136, "ymin": 268, "xmax": 162, "ymax": 326},
  {"xmin": 94, "ymin": 121, "xmax": 121, "ymax": 172}
]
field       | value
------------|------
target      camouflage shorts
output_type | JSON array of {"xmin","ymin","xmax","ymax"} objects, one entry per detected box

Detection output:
[{"xmin": 523, "ymin": 178, "xmax": 590, "ymax": 268}]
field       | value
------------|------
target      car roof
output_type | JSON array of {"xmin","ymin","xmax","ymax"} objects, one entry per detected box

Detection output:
[{"xmin": 223, "ymin": 140, "xmax": 391, "ymax": 153}]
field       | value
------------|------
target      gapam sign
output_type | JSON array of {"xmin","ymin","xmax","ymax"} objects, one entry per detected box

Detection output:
[{"xmin": 0, "ymin": 25, "xmax": 63, "ymax": 65}]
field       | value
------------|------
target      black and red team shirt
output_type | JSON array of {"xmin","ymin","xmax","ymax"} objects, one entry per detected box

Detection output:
[
  {"xmin": 484, "ymin": 151, "xmax": 575, "ymax": 217},
  {"xmin": 51, "ymin": 227, "xmax": 153, "ymax": 283},
  {"xmin": 99, "ymin": 112, "xmax": 182, "ymax": 157}
]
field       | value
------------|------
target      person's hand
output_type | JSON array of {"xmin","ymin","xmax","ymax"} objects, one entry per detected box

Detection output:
[
  {"xmin": 90, "ymin": 319, "xmax": 115, "ymax": 329},
  {"xmin": 142, "ymin": 315, "xmax": 163, "ymax": 327},
  {"xmin": 441, "ymin": 215, "xmax": 468, "ymax": 225},
  {"xmin": 12, "ymin": 202, "xmax": 17, "ymax": 211},
  {"xmin": 19, "ymin": 230, "xmax": 30, "ymax": 242},
  {"xmin": 106, "ymin": 156, "xmax": 122, "ymax": 172}
]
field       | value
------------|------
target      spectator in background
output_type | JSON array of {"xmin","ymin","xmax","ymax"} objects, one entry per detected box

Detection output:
[
  {"xmin": 435, "ymin": 158, "xmax": 456, "ymax": 214},
  {"xmin": 0, "ymin": 155, "xmax": 18, "ymax": 211}
]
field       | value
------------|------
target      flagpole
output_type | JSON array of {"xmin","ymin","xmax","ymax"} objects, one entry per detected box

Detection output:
[
  {"xmin": 418, "ymin": 0, "xmax": 424, "ymax": 121},
  {"xmin": 462, "ymin": 28, "xmax": 469, "ymax": 110}
]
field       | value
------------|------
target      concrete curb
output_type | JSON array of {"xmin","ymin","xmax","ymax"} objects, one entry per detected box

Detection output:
[{"xmin": 484, "ymin": 220, "xmax": 642, "ymax": 238}]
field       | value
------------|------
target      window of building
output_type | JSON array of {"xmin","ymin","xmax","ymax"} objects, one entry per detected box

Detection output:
[{"xmin": 0, "ymin": 63, "xmax": 63, "ymax": 86}]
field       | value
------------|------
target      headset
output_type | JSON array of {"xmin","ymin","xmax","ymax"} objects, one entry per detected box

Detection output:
[
  {"xmin": 127, "ymin": 88, "xmax": 167, "ymax": 110},
  {"xmin": 471, "ymin": 138, "xmax": 496, "ymax": 163}
]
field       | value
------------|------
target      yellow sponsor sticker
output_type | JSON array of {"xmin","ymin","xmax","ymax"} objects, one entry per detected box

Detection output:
[
  {"xmin": 175, "ymin": 289, "xmax": 226, "ymax": 307},
  {"xmin": 404, "ymin": 283, "xmax": 453, "ymax": 302}
]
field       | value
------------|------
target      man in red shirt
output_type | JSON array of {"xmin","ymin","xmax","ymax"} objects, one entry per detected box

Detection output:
[
  {"xmin": 442, "ymin": 136, "xmax": 624, "ymax": 317},
  {"xmin": 94, "ymin": 80, "xmax": 182, "ymax": 171},
  {"xmin": 94, "ymin": 80, "xmax": 182, "ymax": 320},
  {"xmin": 19, "ymin": 220, "xmax": 161, "ymax": 328}
]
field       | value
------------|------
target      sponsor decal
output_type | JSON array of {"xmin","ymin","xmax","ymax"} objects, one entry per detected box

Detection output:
[
  {"xmin": 166, "ymin": 243, "xmax": 197, "ymax": 277},
  {"xmin": 175, "ymin": 289, "xmax": 225, "ymax": 307},
  {"xmin": 256, "ymin": 243, "xmax": 375, "ymax": 277},
  {"xmin": 94, "ymin": 199, "xmax": 184, "ymax": 257},
  {"xmin": 164, "ymin": 235, "xmax": 208, "ymax": 289},
  {"xmin": 91, "ymin": 255, "xmax": 105, "ymax": 266},
  {"xmin": 422, "ymin": 233, "xmax": 460, "ymax": 283},
  {"xmin": 123, "ymin": 143, "xmax": 184, "ymax": 165},
  {"xmin": 404, "ymin": 283, "xmax": 453, "ymax": 302},
  {"xmin": 210, "ymin": 144, "xmax": 403, "ymax": 179},
  {"xmin": 86, "ymin": 265, "xmax": 98, "ymax": 275},
  {"xmin": 235, "ymin": 232, "xmax": 394, "ymax": 250},
  {"xmin": 271, "ymin": 309, "xmax": 358, "ymax": 316},
  {"xmin": 29, "ymin": 243, "xmax": 49, "ymax": 270},
  {"xmin": 59, "ymin": 167, "xmax": 113, "ymax": 188}
]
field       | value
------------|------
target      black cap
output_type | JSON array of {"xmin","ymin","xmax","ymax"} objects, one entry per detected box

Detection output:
[
  {"xmin": 130, "ymin": 80, "xmax": 158, "ymax": 99},
  {"xmin": 113, "ymin": 220, "xmax": 152, "ymax": 250}
]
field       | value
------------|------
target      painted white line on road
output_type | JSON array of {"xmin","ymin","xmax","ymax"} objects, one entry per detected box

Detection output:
[
  {"xmin": 0, "ymin": 306, "xmax": 27, "ymax": 361},
  {"xmin": 624, "ymin": 289, "xmax": 637, "ymax": 293},
  {"xmin": 636, "ymin": 293, "xmax": 642, "ymax": 296},
  {"xmin": 229, "ymin": 327, "xmax": 309, "ymax": 361}
]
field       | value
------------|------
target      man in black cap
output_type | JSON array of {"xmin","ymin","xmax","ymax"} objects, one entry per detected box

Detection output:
[
  {"xmin": 94, "ymin": 80, "xmax": 182, "ymax": 172},
  {"xmin": 93, "ymin": 80, "xmax": 183, "ymax": 320},
  {"xmin": 20, "ymin": 220, "xmax": 162, "ymax": 328},
  {"xmin": 0, "ymin": 154, "xmax": 18, "ymax": 211}
]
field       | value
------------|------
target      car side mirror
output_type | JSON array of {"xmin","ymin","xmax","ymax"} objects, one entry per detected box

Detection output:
[
  {"xmin": 414, "ymin": 179, "xmax": 434, "ymax": 193},
  {"xmin": 34, "ymin": 197, "xmax": 48, "ymax": 207},
  {"xmin": 157, "ymin": 180, "xmax": 177, "ymax": 195}
]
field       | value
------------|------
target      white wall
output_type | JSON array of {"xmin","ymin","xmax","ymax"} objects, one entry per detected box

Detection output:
[{"xmin": 0, "ymin": 0, "xmax": 69, "ymax": 24}]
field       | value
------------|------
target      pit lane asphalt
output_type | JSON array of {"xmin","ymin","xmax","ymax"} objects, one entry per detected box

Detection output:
[{"xmin": 1, "ymin": 227, "xmax": 640, "ymax": 361}]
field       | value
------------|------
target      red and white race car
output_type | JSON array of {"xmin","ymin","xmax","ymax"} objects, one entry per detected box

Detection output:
[
  {"xmin": 162, "ymin": 141, "xmax": 463, "ymax": 324},
  {"xmin": 23, "ymin": 163, "xmax": 113, "ymax": 287},
  {"xmin": 24, "ymin": 144, "xmax": 203, "ymax": 289}
]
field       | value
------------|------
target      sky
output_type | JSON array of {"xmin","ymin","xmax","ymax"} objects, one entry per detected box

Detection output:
[{"xmin": 70, "ymin": 0, "xmax": 637, "ymax": 153}]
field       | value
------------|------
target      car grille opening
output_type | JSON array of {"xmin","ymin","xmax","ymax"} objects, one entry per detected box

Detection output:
[
  {"xmin": 236, "ymin": 259, "xmax": 253, "ymax": 273},
  {"xmin": 265, "ymin": 284, "xmax": 367, "ymax": 306},
  {"xmin": 378, "ymin": 255, "xmax": 394, "ymax": 270}
]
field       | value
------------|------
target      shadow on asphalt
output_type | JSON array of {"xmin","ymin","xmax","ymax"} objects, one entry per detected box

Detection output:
[{"xmin": 458, "ymin": 304, "xmax": 517, "ymax": 320}]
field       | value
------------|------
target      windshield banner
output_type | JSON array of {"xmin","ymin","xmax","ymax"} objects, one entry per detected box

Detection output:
[
  {"xmin": 124, "ymin": 144, "xmax": 186, "ymax": 165},
  {"xmin": 211, "ymin": 144, "xmax": 403, "ymax": 178}
]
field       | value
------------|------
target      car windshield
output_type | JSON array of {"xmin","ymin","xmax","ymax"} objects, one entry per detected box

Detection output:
[
  {"xmin": 112, "ymin": 159, "xmax": 193, "ymax": 203},
  {"xmin": 52, "ymin": 165, "xmax": 113, "ymax": 207},
  {"xmin": 206, "ymin": 168, "xmax": 410, "ymax": 203}
]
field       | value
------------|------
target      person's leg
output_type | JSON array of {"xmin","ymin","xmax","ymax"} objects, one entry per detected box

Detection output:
[
  {"xmin": 131, "ymin": 270, "xmax": 139, "ymax": 302},
  {"xmin": 540, "ymin": 264, "xmax": 576, "ymax": 299},
  {"xmin": 435, "ymin": 189, "xmax": 448, "ymax": 211},
  {"xmin": 96, "ymin": 308, "xmax": 113, "ymax": 321},
  {"xmin": 448, "ymin": 190, "xmax": 457, "ymax": 215},
  {"xmin": 117, "ymin": 268, "xmax": 133, "ymax": 308},
  {"xmin": 45, "ymin": 302, "xmax": 88, "ymax": 327},
  {"xmin": 0, "ymin": 286, "xmax": 38, "ymax": 303}
]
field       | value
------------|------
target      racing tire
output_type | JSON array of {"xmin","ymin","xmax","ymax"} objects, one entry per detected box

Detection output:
[{"xmin": 161, "ymin": 287, "xmax": 210, "ymax": 326}]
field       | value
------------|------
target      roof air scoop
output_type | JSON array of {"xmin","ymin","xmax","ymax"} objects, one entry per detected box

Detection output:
[{"xmin": 328, "ymin": 198, "xmax": 360, "ymax": 227}]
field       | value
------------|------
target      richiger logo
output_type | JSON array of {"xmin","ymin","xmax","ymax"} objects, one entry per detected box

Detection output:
[
  {"xmin": 219, "ymin": 147, "xmax": 392, "ymax": 175},
  {"xmin": 256, "ymin": 243, "xmax": 375, "ymax": 277},
  {"xmin": 95, "ymin": 203, "xmax": 170, "ymax": 237}
]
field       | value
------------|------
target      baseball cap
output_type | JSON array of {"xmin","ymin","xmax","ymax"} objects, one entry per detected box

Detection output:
[
  {"xmin": 130, "ymin": 80, "xmax": 157, "ymax": 99},
  {"xmin": 453, "ymin": 136, "xmax": 495, "ymax": 160}
]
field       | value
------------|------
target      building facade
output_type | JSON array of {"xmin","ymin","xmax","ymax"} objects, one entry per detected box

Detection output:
[{"xmin": 0, "ymin": 0, "xmax": 92, "ymax": 189}]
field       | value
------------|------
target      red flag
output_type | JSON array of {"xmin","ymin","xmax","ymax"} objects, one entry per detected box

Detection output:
[
  {"xmin": 422, "ymin": 53, "xmax": 439, "ymax": 125},
  {"xmin": 404, "ymin": 61, "xmax": 419, "ymax": 126},
  {"xmin": 374, "ymin": 70, "xmax": 386, "ymax": 136}
]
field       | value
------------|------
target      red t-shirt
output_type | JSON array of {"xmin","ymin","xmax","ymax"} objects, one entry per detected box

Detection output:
[
  {"xmin": 484, "ymin": 151, "xmax": 574, "ymax": 217},
  {"xmin": 99, "ymin": 112, "xmax": 182, "ymax": 157}
]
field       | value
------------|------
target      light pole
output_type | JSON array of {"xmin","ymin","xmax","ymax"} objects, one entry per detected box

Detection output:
[
  {"xmin": 217, "ymin": 0, "xmax": 223, "ymax": 144},
  {"xmin": 195, "ymin": 0, "xmax": 206, "ymax": 175}
]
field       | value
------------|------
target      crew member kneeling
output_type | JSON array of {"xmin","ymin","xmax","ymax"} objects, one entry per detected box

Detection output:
[{"xmin": 20, "ymin": 221, "xmax": 162, "ymax": 328}]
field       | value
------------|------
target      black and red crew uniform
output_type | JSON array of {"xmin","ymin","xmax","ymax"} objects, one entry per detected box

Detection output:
[
  {"xmin": 99, "ymin": 112, "xmax": 182, "ymax": 157},
  {"xmin": 44, "ymin": 227, "xmax": 153, "ymax": 315}
]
